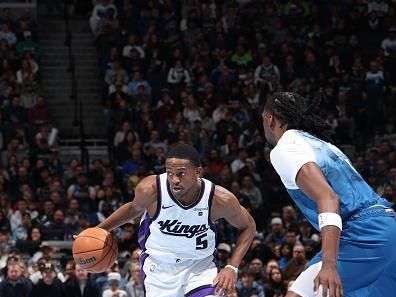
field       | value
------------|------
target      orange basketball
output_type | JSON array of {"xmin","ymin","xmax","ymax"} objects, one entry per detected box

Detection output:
[{"xmin": 72, "ymin": 227, "xmax": 118, "ymax": 273}]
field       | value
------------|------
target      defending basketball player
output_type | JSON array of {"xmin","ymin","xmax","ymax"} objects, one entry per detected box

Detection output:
[
  {"xmin": 261, "ymin": 91, "xmax": 396, "ymax": 297},
  {"xmin": 95, "ymin": 144, "xmax": 256, "ymax": 297}
]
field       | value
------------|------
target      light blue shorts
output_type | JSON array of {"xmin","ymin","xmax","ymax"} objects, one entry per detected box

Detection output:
[{"xmin": 309, "ymin": 206, "xmax": 396, "ymax": 297}]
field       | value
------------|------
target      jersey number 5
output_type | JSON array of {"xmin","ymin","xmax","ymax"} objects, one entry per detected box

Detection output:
[{"xmin": 196, "ymin": 233, "xmax": 208, "ymax": 250}]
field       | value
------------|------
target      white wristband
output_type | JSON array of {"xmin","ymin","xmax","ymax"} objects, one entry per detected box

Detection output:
[
  {"xmin": 318, "ymin": 212, "xmax": 342, "ymax": 231},
  {"xmin": 225, "ymin": 264, "xmax": 238, "ymax": 274}
]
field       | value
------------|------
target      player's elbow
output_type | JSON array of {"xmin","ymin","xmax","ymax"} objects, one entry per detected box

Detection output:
[
  {"xmin": 319, "ymin": 191, "xmax": 341, "ymax": 213},
  {"xmin": 245, "ymin": 211, "xmax": 257, "ymax": 238}
]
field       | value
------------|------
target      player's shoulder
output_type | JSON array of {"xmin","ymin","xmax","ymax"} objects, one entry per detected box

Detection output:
[
  {"xmin": 271, "ymin": 130, "xmax": 313, "ymax": 158},
  {"xmin": 135, "ymin": 175, "xmax": 158, "ymax": 195},
  {"xmin": 212, "ymin": 184, "xmax": 237, "ymax": 205},
  {"xmin": 275, "ymin": 129, "xmax": 307, "ymax": 148}
]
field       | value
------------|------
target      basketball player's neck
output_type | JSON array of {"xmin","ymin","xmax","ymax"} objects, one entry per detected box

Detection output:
[{"xmin": 177, "ymin": 179, "xmax": 202, "ymax": 206}]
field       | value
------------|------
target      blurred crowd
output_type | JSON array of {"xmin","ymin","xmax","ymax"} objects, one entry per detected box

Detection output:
[{"xmin": 1, "ymin": 0, "xmax": 396, "ymax": 297}]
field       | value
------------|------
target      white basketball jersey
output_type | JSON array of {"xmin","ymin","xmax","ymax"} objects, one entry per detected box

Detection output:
[{"xmin": 138, "ymin": 173, "xmax": 216, "ymax": 261}]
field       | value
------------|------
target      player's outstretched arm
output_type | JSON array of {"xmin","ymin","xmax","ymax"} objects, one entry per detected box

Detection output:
[
  {"xmin": 211, "ymin": 186, "xmax": 256, "ymax": 296},
  {"xmin": 96, "ymin": 175, "xmax": 157, "ymax": 232},
  {"xmin": 296, "ymin": 162, "xmax": 343, "ymax": 297}
]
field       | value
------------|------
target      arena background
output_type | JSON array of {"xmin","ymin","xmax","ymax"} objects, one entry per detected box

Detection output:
[{"xmin": 0, "ymin": 0, "xmax": 395, "ymax": 296}]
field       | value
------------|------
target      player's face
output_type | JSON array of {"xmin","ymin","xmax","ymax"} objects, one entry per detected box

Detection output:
[
  {"xmin": 165, "ymin": 158, "xmax": 201, "ymax": 199},
  {"xmin": 261, "ymin": 109, "xmax": 277, "ymax": 146}
]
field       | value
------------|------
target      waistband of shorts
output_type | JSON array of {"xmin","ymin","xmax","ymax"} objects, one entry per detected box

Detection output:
[
  {"xmin": 347, "ymin": 205, "xmax": 395, "ymax": 222},
  {"xmin": 143, "ymin": 252, "xmax": 213, "ymax": 264}
]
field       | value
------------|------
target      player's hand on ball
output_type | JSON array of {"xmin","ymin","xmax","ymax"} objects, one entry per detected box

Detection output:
[
  {"xmin": 313, "ymin": 264, "xmax": 343, "ymax": 297},
  {"xmin": 213, "ymin": 266, "xmax": 238, "ymax": 297}
]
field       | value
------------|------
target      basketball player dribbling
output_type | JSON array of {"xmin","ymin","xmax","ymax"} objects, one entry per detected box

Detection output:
[{"xmin": 95, "ymin": 144, "xmax": 256, "ymax": 297}]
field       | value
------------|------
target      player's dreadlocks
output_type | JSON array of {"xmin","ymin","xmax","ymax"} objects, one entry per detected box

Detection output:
[{"xmin": 264, "ymin": 91, "xmax": 332, "ymax": 142}]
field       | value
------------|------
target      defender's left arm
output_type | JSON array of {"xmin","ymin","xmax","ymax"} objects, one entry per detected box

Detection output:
[{"xmin": 296, "ymin": 162, "xmax": 343, "ymax": 297}]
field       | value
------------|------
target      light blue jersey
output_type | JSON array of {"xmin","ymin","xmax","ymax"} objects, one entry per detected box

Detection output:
[
  {"xmin": 270, "ymin": 130, "xmax": 396, "ymax": 297},
  {"xmin": 270, "ymin": 129, "xmax": 391, "ymax": 230}
]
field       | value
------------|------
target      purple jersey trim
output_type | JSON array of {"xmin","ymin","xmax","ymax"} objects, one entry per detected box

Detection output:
[
  {"xmin": 152, "ymin": 175, "xmax": 162, "ymax": 221},
  {"xmin": 186, "ymin": 285, "xmax": 216, "ymax": 297},
  {"xmin": 140, "ymin": 252, "xmax": 149, "ymax": 296},
  {"xmin": 138, "ymin": 212, "xmax": 151, "ymax": 250}
]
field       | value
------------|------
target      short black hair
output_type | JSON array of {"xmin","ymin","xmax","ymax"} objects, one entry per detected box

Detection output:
[{"xmin": 166, "ymin": 144, "xmax": 201, "ymax": 167}]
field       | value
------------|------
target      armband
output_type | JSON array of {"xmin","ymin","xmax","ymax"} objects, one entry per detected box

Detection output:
[
  {"xmin": 318, "ymin": 212, "xmax": 342, "ymax": 231},
  {"xmin": 225, "ymin": 264, "xmax": 238, "ymax": 274}
]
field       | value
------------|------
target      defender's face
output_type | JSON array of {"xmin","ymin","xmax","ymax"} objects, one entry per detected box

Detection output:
[
  {"xmin": 261, "ymin": 110, "xmax": 276, "ymax": 146},
  {"xmin": 165, "ymin": 158, "xmax": 200, "ymax": 198}
]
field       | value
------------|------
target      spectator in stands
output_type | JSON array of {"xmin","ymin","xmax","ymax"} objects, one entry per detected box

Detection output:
[
  {"xmin": 127, "ymin": 71, "xmax": 151, "ymax": 97},
  {"xmin": 113, "ymin": 121, "xmax": 132, "ymax": 148},
  {"xmin": 205, "ymin": 149, "xmax": 225, "ymax": 177},
  {"xmin": 104, "ymin": 61, "xmax": 128, "ymax": 87},
  {"xmin": 281, "ymin": 206, "xmax": 298, "ymax": 231},
  {"xmin": 12, "ymin": 212, "xmax": 31, "ymax": 241},
  {"xmin": 89, "ymin": 0, "xmax": 117, "ymax": 35},
  {"xmin": 264, "ymin": 267, "xmax": 287, "ymax": 297},
  {"xmin": 64, "ymin": 264, "xmax": 101, "ymax": 297},
  {"xmin": 215, "ymin": 242, "xmax": 232, "ymax": 269},
  {"xmin": 20, "ymin": 81, "xmax": 38, "ymax": 109},
  {"xmin": 264, "ymin": 217, "xmax": 285, "ymax": 247},
  {"xmin": 132, "ymin": 84, "xmax": 152, "ymax": 108},
  {"xmin": 167, "ymin": 60, "xmax": 192, "ymax": 85},
  {"xmin": 124, "ymin": 48, "xmax": 145, "ymax": 75},
  {"xmin": 3, "ymin": 95, "xmax": 27, "ymax": 125},
  {"xmin": 43, "ymin": 209, "xmax": 66, "ymax": 240},
  {"xmin": 121, "ymin": 148, "xmax": 146, "ymax": 180},
  {"xmin": 0, "ymin": 259, "xmax": 32, "ymax": 297},
  {"xmin": 381, "ymin": 27, "xmax": 396, "ymax": 56},
  {"xmin": 67, "ymin": 173, "xmax": 96, "ymax": 213},
  {"xmin": 0, "ymin": 23, "xmax": 17, "ymax": 47},
  {"xmin": 115, "ymin": 130, "xmax": 141, "ymax": 165},
  {"xmin": 70, "ymin": 212, "xmax": 91, "ymax": 236},
  {"xmin": 248, "ymin": 258, "xmax": 265, "ymax": 284},
  {"xmin": 283, "ymin": 229, "xmax": 300, "ymax": 251},
  {"xmin": 297, "ymin": 219, "xmax": 320, "ymax": 245},
  {"xmin": 276, "ymin": 243, "xmax": 291, "ymax": 270},
  {"xmin": 240, "ymin": 174, "xmax": 263, "ymax": 212},
  {"xmin": 147, "ymin": 146, "xmax": 166, "ymax": 175},
  {"xmin": 102, "ymin": 272, "xmax": 127, "ymax": 297},
  {"xmin": 95, "ymin": 8, "xmax": 119, "ymax": 39},
  {"xmin": 27, "ymin": 226, "xmax": 41, "ymax": 242},
  {"xmin": 118, "ymin": 223, "xmax": 138, "ymax": 256},
  {"xmin": 364, "ymin": 59, "xmax": 386, "ymax": 134},
  {"xmin": 16, "ymin": 31, "xmax": 42, "ymax": 59},
  {"xmin": 230, "ymin": 148, "xmax": 251, "ymax": 174},
  {"xmin": 182, "ymin": 94, "xmax": 201, "ymax": 123},
  {"xmin": 16, "ymin": 59, "xmax": 34, "ymax": 86},
  {"xmin": 121, "ymin": 247, "xmax": 141, "ymax": 277},
  {"xmin": 155, "ymin": 90, "xmax": 179, "ymax": 123},
  {"xmin": 10, "ymin": 199, "xmax": 29, "ymax": 230},
  {"xmin": 15, "ymin": 8, "xmax": 37, "ymax": 38},
  {"xmin": 27, "ymin": 95, "xmax": 50, "ymax": 126},
  {"xmin": 143, "ymin": 130, "xmax": 167, "ymax": 153},
  {"xmin": 63, "ymin": 260, "xmax": 75, "ymax": 283},
  {"xmin": 35, "ymin": 199, "xmax": 54, "ymax": 226},
  {"xmin": 283, "ymin": 244, "xmax": 308, "ymax": 282},
  {"xmin": 0, "ymin": 208, "xmax": 11, "ymax": 238},
  {"xmin": 63, "ymin": 159, "xmax": 80, "ymax": 186},
  {"xmin": 30, "ymin": 262, "xmax": 65, "ymax": 297},
  {"xmin": 236, "ymin": 268, "xmax": 265, "ymax": 297},
  {"xmin": 123, "ymin": 34, "xmax": 145, "ymax": 59},
  {"xmin": 125, "ymin": 262, "xmax": 144, "ymax": 297}
]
